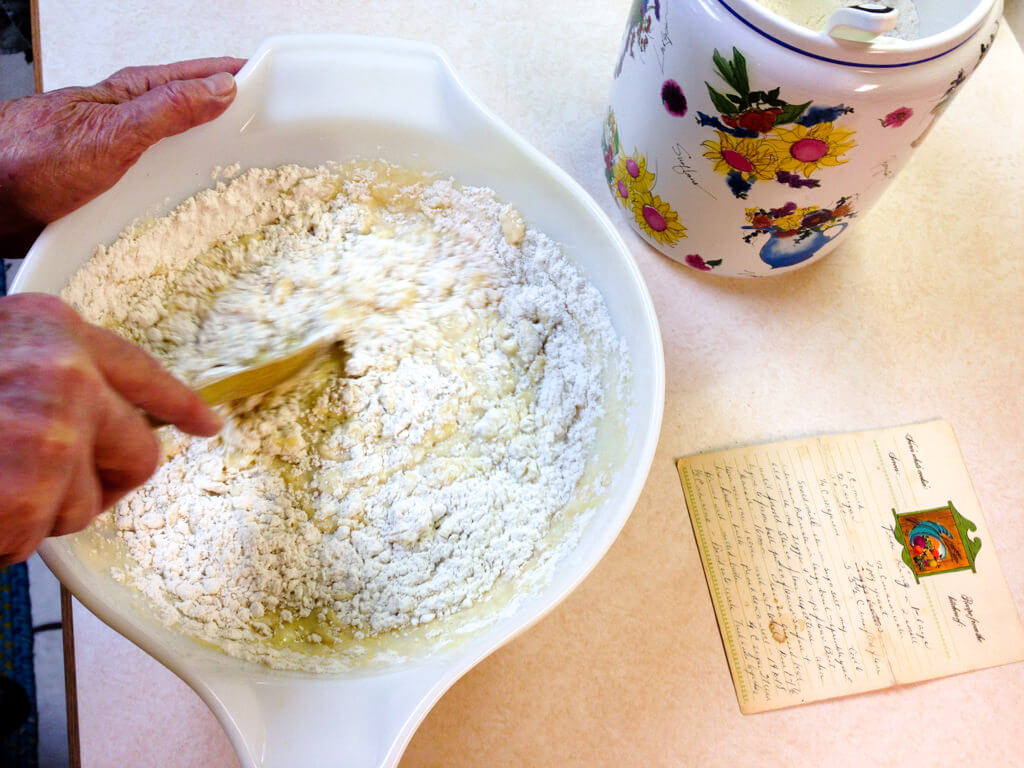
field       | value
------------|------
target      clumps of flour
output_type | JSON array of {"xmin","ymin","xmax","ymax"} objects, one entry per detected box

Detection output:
[{"xmin": 62, "ymin": 162, "xmax": 628, "ymax": 670}]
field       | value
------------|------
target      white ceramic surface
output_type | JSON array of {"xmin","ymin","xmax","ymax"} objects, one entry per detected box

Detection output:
[
  {"xmin": 11, "ymin": 35, "xmax": 665, "ymax": 768},
  {"xmin": 605, "ymin": 0, "xmax": 1002, "ymax": 276}
]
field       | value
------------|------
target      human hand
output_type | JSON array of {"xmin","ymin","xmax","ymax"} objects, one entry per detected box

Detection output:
[
  {"xmin": 0, "ymin": 57, "xmax": 245, "ymax": 243},
  {"xmin": 0, "ymin": 293, "xmax": 222, "ymax": 565}
]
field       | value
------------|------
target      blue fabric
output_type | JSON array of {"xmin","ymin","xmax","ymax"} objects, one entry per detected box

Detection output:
[
  {"xmin": 0, "ymin": 0, "xmax": 32, "ymax": 59},
  {"xmin": 0, "ymin": 563, "xmax": 37, "ymax": 768}
]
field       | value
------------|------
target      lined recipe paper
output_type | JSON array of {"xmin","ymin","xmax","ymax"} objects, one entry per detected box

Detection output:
[{"xmin": 677, "ymin": 420, "xmax": 1024, "ymax": 713}]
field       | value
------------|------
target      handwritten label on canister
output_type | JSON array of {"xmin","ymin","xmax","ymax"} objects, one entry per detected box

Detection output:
[{"xmin": 677, "ymin": 419, "xmax": 1024, "ymax": 713}]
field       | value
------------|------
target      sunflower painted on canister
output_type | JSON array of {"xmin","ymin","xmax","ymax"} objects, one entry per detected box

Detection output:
[
  {"xmin": 770, "ymin": 122, "xmax": 856, "ymax": 177},
  {"xmin": 701, "ymin": 131, "xmax": 779, "ymax": 182},
  {"xmin": 698, "ymin": 47, "xmax": 859, "ymax": 197},
  {"xmin": 611, "ymin": 151, "xmax": 656, "ymax": 207},
  {"xmin": 631, "ymin": 188, "xmax": 686, "ymax": 246}
]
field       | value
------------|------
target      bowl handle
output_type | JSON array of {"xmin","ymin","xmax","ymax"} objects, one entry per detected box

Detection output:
[
  {"xmin": 199, "ymin": 663, "xmax": 455, "ymax": 768},
  {"xmin": 231, "ymin": 34, "xmax": 485, "ymax": 139}
]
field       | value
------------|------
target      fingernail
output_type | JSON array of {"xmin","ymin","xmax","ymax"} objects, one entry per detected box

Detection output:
[{"xmin": 203, "ymin": 71, "xmax": 236, "ymax": 98}]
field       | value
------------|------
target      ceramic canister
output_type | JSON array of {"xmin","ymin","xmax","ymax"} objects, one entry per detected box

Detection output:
[{"xmin": 605, "ymin": 0, "xmax": 1003, "ymax": 277}]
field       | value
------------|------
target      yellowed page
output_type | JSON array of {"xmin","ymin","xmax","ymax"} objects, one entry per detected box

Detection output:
[{"xmin": 677, "ymin": 419, "xmax": 1024, "ymax": 713}]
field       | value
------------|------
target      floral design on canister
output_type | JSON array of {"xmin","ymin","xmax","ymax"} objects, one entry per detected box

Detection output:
[
  {"xmin": 602, "ymin": 108, "xmax": 688, "ymax": 248},
  {"xmin": 880, "ymin": 106, "xmax": 914, "ymax": 128},
  {"xmin": 742, "ymin": 197, "xmax": 857, "ymax": 269},
  {"xmin": 698, "ymin": 48, "xmax": 857, "ymax": 199},
  {"xmin": 614, "ymin": 0, "xmax": 662, "ymax": 77},
  {"xmin": 685, "ymin": 254, "xmax": 722, "ymax": 271},
  {"xmin": 661, "ymin": 79, "xmax": 687, "ymax": 116},
  {"xmin": 911, "ymin": 24, "xmax": 998, "ymax": 148}
]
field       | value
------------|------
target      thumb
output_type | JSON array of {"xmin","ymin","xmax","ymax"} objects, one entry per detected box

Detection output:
[
  {"xmin": 78, "ymin": 323, "xmax": 223, "ymax": 437},
  {"xmin": 116, "ymin": 72, "xmax": 237, "ymax": 150}
]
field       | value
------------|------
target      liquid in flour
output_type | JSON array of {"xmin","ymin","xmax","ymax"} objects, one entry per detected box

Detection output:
[{"xmin": 62, "ymin": 162, "xmax": 631, "ymax": 671}]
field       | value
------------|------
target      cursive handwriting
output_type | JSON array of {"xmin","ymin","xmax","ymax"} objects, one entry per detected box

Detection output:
[
  {"xmin": 888, "ymin": 451, "xmax": 901, "ymax": 476},
  {"xmin": 905, "ymin": 433, "xmax": 930, "ymax": 488},
  {"xmin": 682, "ymin": 439, "xmax": 959, "ymax": 706},
  {"xmin": 678, "ymin": 423, "xmax": 1010, "ymax": 713},
  {"xmin": 949, "ymin": 595, "xmax": 965, "ymax": 626},
  {"xmin": 671, "ymin": 143, "xmax": 716, "ymax": 198},
  {"xmin": 960, "ymin": 594, "xmax": 985, "ymax": 642},
  {"xmin": 656, "ymin": 18, "xmax": 673, "ymax": 73}
]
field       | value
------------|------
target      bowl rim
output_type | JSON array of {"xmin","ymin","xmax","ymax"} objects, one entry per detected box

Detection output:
[{"xmin": 716, "ymin": 0, "xmax": 1001, "ymax": 67}]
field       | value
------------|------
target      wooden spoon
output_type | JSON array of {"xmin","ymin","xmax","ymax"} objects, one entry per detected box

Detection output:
[{"xmin": 149, "ymin": 337, "xmax": 343, "ymax": 427}]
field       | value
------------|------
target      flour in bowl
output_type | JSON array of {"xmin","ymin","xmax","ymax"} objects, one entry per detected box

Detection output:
[{"xmin": 63, "ymin": 162, "xmax": 628, "ymax": 669}]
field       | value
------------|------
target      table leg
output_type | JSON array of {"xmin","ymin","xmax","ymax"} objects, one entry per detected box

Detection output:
[{"xmin": 60, "ymin": 586, "xmax": 81, "ymax": 768}]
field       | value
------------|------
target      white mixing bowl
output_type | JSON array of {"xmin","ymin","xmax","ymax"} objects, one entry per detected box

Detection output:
[{"xmin": 12, "ymin": 35, "xmax": 664, "ymax": 768}]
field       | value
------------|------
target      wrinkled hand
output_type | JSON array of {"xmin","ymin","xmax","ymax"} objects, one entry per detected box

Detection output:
[
  {"xmin": 0, "ymin": 57, "xmax": 245, "ymax": 241},
  {"xmin": 0, "ymin": 294, "xmax": 222, "ymax": 565}
]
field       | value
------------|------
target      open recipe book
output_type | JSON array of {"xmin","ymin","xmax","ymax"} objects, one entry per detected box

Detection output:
[{"xmin": 676, "ymin": 419, "xmax": 1024, "ymax": 714}]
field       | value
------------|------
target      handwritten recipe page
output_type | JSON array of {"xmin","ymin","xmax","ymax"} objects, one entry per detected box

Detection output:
[{"xmin": 677, "ymin": 419, "xmax": 1024, "ymax": 714}]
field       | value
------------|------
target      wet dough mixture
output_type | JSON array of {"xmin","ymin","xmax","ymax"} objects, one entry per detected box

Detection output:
[{"xmin": 62, "ymin": 162, "xmax": 627, "ymax": 669}]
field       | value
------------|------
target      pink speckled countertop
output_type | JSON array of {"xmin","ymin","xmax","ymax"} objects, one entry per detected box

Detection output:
[{"xmin": 38, "ymin": 2, "xmax": 1024, "ymax": 766}]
